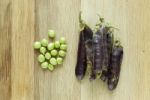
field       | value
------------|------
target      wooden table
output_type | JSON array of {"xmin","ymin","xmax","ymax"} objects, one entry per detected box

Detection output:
[{"xmin": 0, "ymin": 0, "xmax": 150, "ymax": 100}]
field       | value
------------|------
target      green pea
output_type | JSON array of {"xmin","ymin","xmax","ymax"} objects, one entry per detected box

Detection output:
[
  {"xmin": 54, "ymin": 41, "xmax": 60, "ymax": 48},
  {"xmin": 59, "ymin": 50, "xmax": 66, "ymax": 57},
  {"xmin": 41, "ymin": 39, "xmax": 48, "ymax": 47},
  {"xmin": 48, "ymin": 30, "xmax": 56, "ymax": 38},
  {"xmin": 47, "ymin": 43, "xmax": 54, "ymax": 50},
  {"xmin": 51, "ymin": 49, "xmax": 58, "ymax": 56},
  {"xmin": 48, "ymin": 64, "xmax": 54, "ymax": 71},
  {"xmin": 34, "ymin": 41, "xmax": 41, "ymax": 49},
  {"xmin": 40, "ymin": 47, "xmax": 47, "ymax": 54},
  {"xmin": 60, "ymin": 37, "xmax": 66, "ymax": 44},
  {"xmin": 38, "ymin": 54, "xmax": 45, "ymax": 63},
  {"xmin": 50, "ymin": 58, "xmax": 57, "ymax": 66},
  {"xmin": 45, "ymin": 52, "xmax": 51, "ymax": 60},
  {"xmin": 60, "ymin": 44, "xmax": 67, "ymax": 51},
  {"xmin": 41, "ymin": 62, "xmax": 48, "ymax": 69},
  {"xmin": 57, "ymin": 57, "xmax": 63, "ymax": 64}
]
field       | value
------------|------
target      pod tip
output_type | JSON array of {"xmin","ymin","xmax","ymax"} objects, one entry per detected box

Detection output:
[
  {"xmin": 76, "ymin": 75, "xmax": 84, "ymax": 80},
  {"xmin": 108, "ymin": 83, "xmax": 116, "ymax": 90}
]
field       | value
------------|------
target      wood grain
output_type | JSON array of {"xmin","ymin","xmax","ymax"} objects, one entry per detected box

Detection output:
[
  {"xmin": 0, "ymin": 0, "xmax": 11, "ymax": 100},
  {"xmin": 34, "ymin": 0, "xmax": 80, "ymax": 100},
  {"xmin": 0, "ymin": 0, "xmax": 150, "ymax": 100},
  {"xmin": 11, "ymin": 0, "xmax": 35, "ymax": 100}
]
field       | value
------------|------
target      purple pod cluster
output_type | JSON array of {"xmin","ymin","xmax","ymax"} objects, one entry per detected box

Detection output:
[{"xmin": 75, "ymin": 14, "xmax": 123, "ymax": 91}]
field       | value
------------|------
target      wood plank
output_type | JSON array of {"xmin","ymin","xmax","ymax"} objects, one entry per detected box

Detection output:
[
  {"xmin": 34, "ymin": 0, "xmax": 81, "ymax": 100},
  {"xmin": 81, "ymin": 0, "xmax": 150, "ymax": 100},
  {"xmin": 0, "ymin": 0, "xmax": 12, "ymax": 100},
  {"xmin": 11, "ymin": 0, "xmax": 35, "ymax": 100}
]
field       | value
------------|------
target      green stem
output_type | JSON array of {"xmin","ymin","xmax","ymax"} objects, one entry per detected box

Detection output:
[
  {"xmin": 79, "ymin": 11, "xmax": 86, "ymax": 31},
  {"xmin": 114, "ymin": 40, "xmax": 122, "ymax": 47},
  {"xmin": 97, "ymin": 14, "xmax": 104, "ymax": 23}
]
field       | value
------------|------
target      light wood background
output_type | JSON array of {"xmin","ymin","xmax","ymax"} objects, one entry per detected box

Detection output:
[{"xmin": 0, "ymin": 0, "xmax": 150, "ymax": 100}]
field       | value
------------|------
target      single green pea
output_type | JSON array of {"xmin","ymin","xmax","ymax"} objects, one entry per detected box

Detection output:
[
  {"xmin": 58, "ymin": 50, "xmax": 66, "ymax": 57},
  {"xmin": 54, "ymin": 41, "xmax": 60, "ymax": 48},
  {"xmin": 57, "ymin": 57, "xmax": 63, "ymax": 64},
  {"xmin": 60, "ymin": 44, "xmax": 67, "ymax": 51},
  {"xmin": 34, "ymin": 41, "xmax": 41, "ymax": 49},
  {"xmin": 50, "ymin": 58, "xmax": 57, "ymax": 66},
  {"xmin": 51, "ymin": 49, "xmax": 58, "ymax": 56},
  {"xmin": 48, "ymin": 64, "xmax": 54, "ymax": 71},
  {"xmin": 41, "ymin": 39, "xmax": 48, "ymax": 47},
  {"xmin": 38, "ymin": 54, "xmax": 45, "ymax": 63},
  {"xmin": 45, "ymin": 52, "xmax": 51, "ymax": 60},
  {"xmin": 60, "ymin": 37, "xmax": 66, "ymax": 44},
  {"xmin": 47, "ymin": 43, "xmax": 54, "ymax": 50},
  {"xmin": 48, "ymin": 30, "xmax": 56, "ymax": 38},
  {"xmin": 41, "ymin": 62, "xmax": 48, "ymax": 69},
  {"xmin": 40, "ymin": 47, "xmax": 47, "ymax": 54}
]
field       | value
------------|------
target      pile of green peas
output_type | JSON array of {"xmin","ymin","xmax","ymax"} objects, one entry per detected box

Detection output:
[{"xmin": 34, "ymin": 30, "xmax": 67, "ymax": 71}]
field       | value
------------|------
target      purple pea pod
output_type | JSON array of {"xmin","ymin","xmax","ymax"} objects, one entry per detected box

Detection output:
[{"xmin": 107, "ymin": 43, "xmax": 123, "ymax": 90}]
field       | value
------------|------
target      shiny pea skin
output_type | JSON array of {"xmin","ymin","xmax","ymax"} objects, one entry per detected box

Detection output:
[
  {"xmin": 60, "ymin": 44, "xmax": 67, "ymax": 51},
  {"xmin": 40, "ymin": 47, "xmax": 47, "ymax": 54},
  {"xmin": 59, "ymin": 50, "xmax": 66, "ymax": 57},
  {"xmin": 47, "ymin": 43, "xmax": 54, "ymax": 50},
  {"xmin": 57, "ymin": 57, "xmax": 63, "ymax": 64},
  {"xmin": 54, "ymin": 41, "xmax": 60, "ymax": 48},
  {"xmin": 48, "ymin": 64, "xmax": 54, "ymax": 71},
  {"xmin": 60, "ymin": 37, "xmax": 66, "ymax": 44},
  {"xmin": 51, "ymin": 49, "xmax": 58, "ymax": 56},
  {"xmin": 41, "ymin": 62, "xmax": 48, "ymax": 69},
  {"xmin": 50, "ymin": 58, "xmax": 57, "ymax": 66},
  {"xmin": 45, "ymin": 52, "xmax": 51, "ymax": 60},
  {"xmin": 38, "ymin": 54, "xmax": 45, "ymax": 63},
  {"xmin": 34, "ymin": 41, "xmax": 41, "ymax": 49},
  {"xmin": 41, "ymin": 39, "xmax": 48, "ymax": 47},
  {"xmin": 48, "ymin": 30, "xmax": 56, "ymax": 38}
]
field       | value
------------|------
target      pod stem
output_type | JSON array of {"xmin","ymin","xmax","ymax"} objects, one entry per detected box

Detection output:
[
  {"xmin": 105, "ymin": 23, "xmax": 119, "ymax": 31},
  {"xmin": 114, "ymin": 39, "xmax": 122, "ymax": 48},
  {"xmin": 93, "ymin": 14, "xmax": 105, "ymax": 33},
  {"xmin": 97, "ymin": 14, "xmax": 104, "ymax": 24},
  {"xmin": 79, "ymin": 11, "xmax": 86, "ymax": 31}
]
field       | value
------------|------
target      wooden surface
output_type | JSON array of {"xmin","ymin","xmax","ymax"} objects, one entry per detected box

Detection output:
[{"xmin": 0, "ymin": 0, "xmax": 150, "ymax": 100}]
